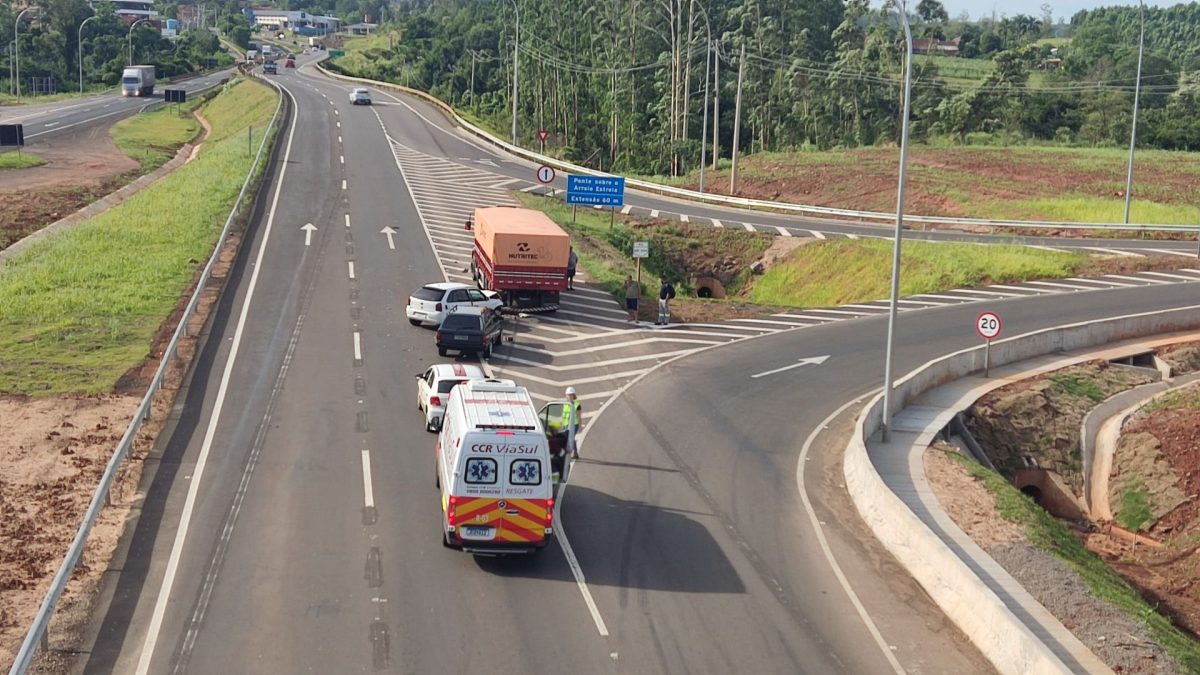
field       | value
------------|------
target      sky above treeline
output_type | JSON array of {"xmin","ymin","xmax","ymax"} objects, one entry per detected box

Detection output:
[{"xmin": 940, "ymin": 0, "xmax": 1176, "ymax": 22}]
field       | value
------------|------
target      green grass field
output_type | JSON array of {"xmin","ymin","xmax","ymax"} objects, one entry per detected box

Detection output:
[
  {"xmin": 748, "ymin": 239, "xmax": 1083, "ymax": 307},
  {"xmin": 111, "ymin": 99, "xmax": 203, "ymax": 171},
  {"xmin": 0, "ymin": 150, "xmax": 45, "ymax": 169},
  {"xmin": 0, "ymin": 78, "xmax": 278, "ymax": 395},
  {"xmin": 942, "ymin": 448, "xmax": 1200, "ymax": 672}
]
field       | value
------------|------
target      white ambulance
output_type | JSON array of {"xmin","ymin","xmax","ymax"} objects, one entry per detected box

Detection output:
[{"xmin": 436, "ymin": 379, "xmax": 562, "ymax": 555}]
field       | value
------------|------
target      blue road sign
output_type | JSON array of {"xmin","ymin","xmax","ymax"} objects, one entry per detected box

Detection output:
[{"xmin": 567, "ymin": 175, "xmax": 625, "ymax": 207}]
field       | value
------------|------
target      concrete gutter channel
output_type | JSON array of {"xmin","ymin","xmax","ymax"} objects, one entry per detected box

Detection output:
[{"xmin": 846, "ymin": 307, "xmax": 1200, "ymax": 674}]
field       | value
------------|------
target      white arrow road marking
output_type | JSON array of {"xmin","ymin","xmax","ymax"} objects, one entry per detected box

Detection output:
[
  {"xmin": 380, "ymin": 226, "xmax": 397, "ymax": 250},
  {"xmin": 751, "ymin": 355, "xmax": 830, "ymax": 379},
  {"xmin": 301, "ymin": 222, "xmax": 317, "ymax": 246}
]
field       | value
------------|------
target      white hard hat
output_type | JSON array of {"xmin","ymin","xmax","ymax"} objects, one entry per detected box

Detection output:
[{"xmin": 565, "ymin": 386, "xmax": 577, "ymax": 396}]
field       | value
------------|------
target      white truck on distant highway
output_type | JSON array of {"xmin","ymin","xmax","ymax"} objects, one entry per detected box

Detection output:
[
  {"xmin": 121, "ymin": 65, "xmax": 155, "ymax": 97},
  {"xmin": 246, "ymin": 49, "xmax": 259, "ymax": 63}
]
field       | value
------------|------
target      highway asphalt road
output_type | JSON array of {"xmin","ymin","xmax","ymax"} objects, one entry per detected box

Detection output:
[
  {"xmin": 73, "ymin": 55, "xmax": 1200, "ymax": 674},
  {"xmin": 0, "ymin": 68, "xmax": 235, "ymax": 142}
]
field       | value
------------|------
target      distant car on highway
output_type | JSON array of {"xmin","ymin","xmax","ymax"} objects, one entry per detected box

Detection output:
[
  {"xmin": 407, "ymin": 282, "xmax": 502, "ymax": 327},
  {"xmin": 285, "ymin": 57, "xmax": 296, "ymax": 68},
  {"xmin": 263, "ymin": 61, "xmax": 277, "ymax": 75},
  {"xmin": 436, "ymin": 306, "xmax": 504, "ymax": 358},
  {"xmin": 416, "ymin": 363, "xmax": 486, "ymax": 431},
  {"xmin": 349, "ymin": 87, "xmax": 372, "ymax": 105}
]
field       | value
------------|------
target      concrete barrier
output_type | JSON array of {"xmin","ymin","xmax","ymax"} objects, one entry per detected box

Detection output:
[{"xmin": 846, "ymin": 304, "xmax": 1200, "ymax": 675}]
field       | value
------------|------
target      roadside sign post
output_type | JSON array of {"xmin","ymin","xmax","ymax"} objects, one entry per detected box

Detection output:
[
  {"xmin": 537, "ymin": 128, "xmax": 549, "ymax": 153},
  {"xmin": 567, "ymin": 174, "xmax": 625, "ymax": 231},
  {"xmin": 976, "ymin": 311, "xmax": 1002, "ymax": 377},
  {"xmin": 633, "ymin": 241, "xmax": 649, "ymax": 290},
  {"xmin": 0, "ymin": 124, "xmax": 25, "ymax": 159},
  {"xmin": 535, "ymin": 164, "xmax": 555, "ymax": 198}
]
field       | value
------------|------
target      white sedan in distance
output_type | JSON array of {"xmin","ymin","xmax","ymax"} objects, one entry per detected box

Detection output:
[
  {"xmin": 407, "ymin": 282, "xmax": 503, "ymax": 327},
  {"xmin": 349, "ymin": 87, "xmax": 372, "ymax": 105},
  {"xmin": 416, "ymin": 363, "xmax": 486, "ymax": 431}
]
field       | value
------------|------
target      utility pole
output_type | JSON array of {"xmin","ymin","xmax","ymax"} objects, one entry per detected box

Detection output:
[
  {"xmin": 699, "ymin": 40, "xmax": 711, "ymax": 193},
  {"xmin": 712, "ymin": 43, "xmax": 720, "ymax": 170},
  {"xmin": 506, "ymin": 0, "xmax": 520, "ymax": 147},
  {"xmin": 1123, "ymin": 0, "xmax": 1145, "ymax": 225},
  {"xmin": 729, "ymin": 44, "xmax": 745, "ymax": 195}
]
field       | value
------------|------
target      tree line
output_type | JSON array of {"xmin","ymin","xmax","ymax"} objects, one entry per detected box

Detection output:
[
  {"xmin": 329, "ymin": 0, "xmax": 1200, "ymax": 176},
  {"xmin": 1, "ymin": 0, "xmax": 234, "ymax": 96}
]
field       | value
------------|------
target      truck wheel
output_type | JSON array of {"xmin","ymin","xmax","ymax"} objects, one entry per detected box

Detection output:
[{"xmin": 438, "ymin": 347, "xmax": 447, "ymax": 356}]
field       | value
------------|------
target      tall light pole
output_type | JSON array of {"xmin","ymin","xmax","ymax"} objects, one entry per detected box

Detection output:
[
  {"xmin": 129, "ymin": 18, "xmax": 151, "ymax": 66},
  {"xmin": 1123, "ymin": 0, "xmax": 1145, "ymax": 225},
  {"xmin": 505, "ymin": 0, "xmax": 520, "ymax": 146},
  {"xmin": 699, "ymin": 41, "xmax": 712, "ymax": 193},
  {"xmin": 79, "ymin": 15, "xmax": 99, "ymax": 95},
  {"xmin": 881, "ymin": 0, "xmax": 915, "ymax": 442},
  {"xmin": 694, "ymin": 2, "xmax": 712, "ymax": 193},
  {"xmin": 14, "ymin": 8, "xmax": 33, "ymax": 103}
]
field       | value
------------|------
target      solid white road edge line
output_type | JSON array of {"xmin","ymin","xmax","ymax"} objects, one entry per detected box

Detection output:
[
  {"xmin": 552, "ymin": 482, "xmax": 610, "ymax": 637},
  {"xmin": 135, "ymin": 80, "xmax": 301, "ymax": 675},
  {"xmin": 361, "ymin": 450, "xmax": 376, "ymax": 509},
  {"xmin": 797, "ymin": 395, "xmax": 906, "ymax": 674}
]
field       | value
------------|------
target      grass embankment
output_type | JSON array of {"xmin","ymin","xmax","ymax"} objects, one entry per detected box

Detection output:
[
  {"xmin": 942, "ymin": 449, "xmax": 1200, "ymax": 673},
  {"xmin": 513, "ymin": 192, "xmax": 773, "ymax": 301},
  {"xmin": 749, "ymin": 239, "xmax": 1083, "ymax": 307},
  {"xmin": 0, "ymin": 77, "xmax": 278, "ymax": 395},
  {"xmin": 0, "ymin": 150, "xmax": 45, "ymax": 169},
  {"xmin": 111, "ymin": 99, "xmax": 203, "ymax": 171},
  {"xmin": 518, "ymin": 192, "xmax": 1090, "ymax": 309}
]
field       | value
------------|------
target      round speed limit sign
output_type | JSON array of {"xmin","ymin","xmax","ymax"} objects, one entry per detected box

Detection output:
[
  {"xmin": 976, "ymin": 311, "xmax": 1002, "ymax": 340},
  {"xmin": 536, "ymin": 165, "xmax": 556, "ymax": 184}
]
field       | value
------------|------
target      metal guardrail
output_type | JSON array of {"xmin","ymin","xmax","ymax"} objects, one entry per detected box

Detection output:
[
  {"xmin": 7, "ymin": 74, "xmax": 286, "ymax": 675},
  {"xmin": 316, "ymin": 63, "xmax": 1200, "ymax": 236}
]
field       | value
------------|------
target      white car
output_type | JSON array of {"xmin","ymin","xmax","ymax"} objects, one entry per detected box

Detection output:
[
  {"xmin": 349, "ymin": 87, "xmax": 372, "ymax": 105},
  {"xmin": 416, "ymin": 363, "xmax": 486, "ymax": 431},
  {"xmin": 407, "ymin": 282, "xmax": 503, "ymax": 327}
]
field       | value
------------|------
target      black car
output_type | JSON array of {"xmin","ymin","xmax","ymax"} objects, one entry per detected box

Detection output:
[{"xmin": 436, "ymin": 306, "xmax": 504, "ymax": 358}]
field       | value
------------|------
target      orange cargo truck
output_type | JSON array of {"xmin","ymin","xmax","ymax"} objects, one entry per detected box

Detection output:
[{"xmin": 471, "ymin": 207, "xmax": 570, "ymax": 311}]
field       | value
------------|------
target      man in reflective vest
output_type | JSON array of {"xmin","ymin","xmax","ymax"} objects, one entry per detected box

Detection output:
[{"xmin": 562, "ymin": 386, "xmax": 582, "ymax": 460}]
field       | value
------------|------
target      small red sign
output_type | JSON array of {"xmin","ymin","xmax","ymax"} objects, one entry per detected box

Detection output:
[{"xmin": 537, "ymin": 129, "xmax": 550, "ymax": 143}]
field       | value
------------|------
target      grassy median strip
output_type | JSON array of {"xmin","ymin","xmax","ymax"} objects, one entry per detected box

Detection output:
[
  {"xmin": 111, "ymin": 99, "xmax": 203, "ymax": 171},
  {"xmin": 0, "ymin": 78, "xmax": 277, "ymax": 395},
  {"xmin": 749, "ymin": 239, "xmax": 1083, "ymax": 307},
  {"xmin": 944, "ymin": 450, "xmax": 1200, "ymax": 672},
  {"xmin": 0, "ymin": 150, "xmax": 45, "ymax": 170}
]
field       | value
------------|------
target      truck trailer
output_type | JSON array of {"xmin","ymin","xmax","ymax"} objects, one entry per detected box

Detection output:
[
  {"xmin": 471, "ymin": 207, "xmax": 570, "ymax": 312},
  {"xmin": 121, "ymin": 66, "xmax": 155, "ymax": 97}
]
